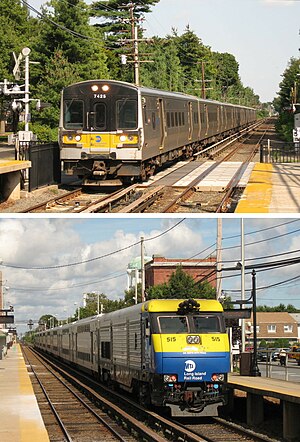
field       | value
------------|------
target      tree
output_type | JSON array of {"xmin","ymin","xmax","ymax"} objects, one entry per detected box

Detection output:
[
  {"xmin": 274, "ymin": 57, "xmax": 300, "ymax": 141},
  {"xmin": 90, "ymin": 0, "xmax": 160, "ymax": 81},
  {"xmin": 147, "ymin": 266, "xmax": 216, "ymax": 300}
]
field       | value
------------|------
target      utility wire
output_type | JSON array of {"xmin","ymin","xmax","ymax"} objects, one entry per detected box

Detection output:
[{"xmin": 1, "ymin": 219, "xmax": 185, "ymax": 270}]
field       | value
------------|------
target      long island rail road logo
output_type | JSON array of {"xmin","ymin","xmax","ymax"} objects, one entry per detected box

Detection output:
[{"xmin": 184, "ymin": 359, "xmax": 206, "ymax": 381}]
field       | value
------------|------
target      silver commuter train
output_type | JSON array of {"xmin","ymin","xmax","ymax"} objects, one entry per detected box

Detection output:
[
  {"xmin": 59, "ymin": 80, "xmax": 257, "ymax": 184},
  {"xmin": 34, "ymin": 299, "xmax": 230, "ymax": 417}
]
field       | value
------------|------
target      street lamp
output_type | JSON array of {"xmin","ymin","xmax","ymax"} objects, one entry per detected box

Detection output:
[{"xmin": 250, "ymin": 269, "xmax": 261, "ymax": 377}]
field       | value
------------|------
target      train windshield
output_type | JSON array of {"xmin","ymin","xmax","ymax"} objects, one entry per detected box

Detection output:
[
  {"xmin": 64, "ymin": 99, "xmax": 84, "ymax": 129},
  {"xmin": 116, "ymin": 99, "xmax": 137, "ymax": 129},
  {"xmin": 158, "ymin": 316, "xmax": 188, "ymax": 334},
  {"xmin": 192, "ymin": 314, "xmax": 223, "ymax": 333}
]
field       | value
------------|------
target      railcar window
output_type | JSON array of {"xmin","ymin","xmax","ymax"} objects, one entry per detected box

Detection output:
[
  {"xmin": 167, "ymin": 112, "xmax": 170, "ymax": 128},
  {"xmin": 192, "ymin": 315, "xmax": 221, "ymax": 333},
  {"xmin": 116, "ymin": 99, "xmax": 137, "ymax": 129},
  {"xmin": 158, "ymin": 316, "xmax": 188, "ymax": 333},
  {"xmin": 64, "ymin": 99, "xmax": 84, "ymax": 129},
  {"xmin": 93, "ymin": 103, "xmax": 106, "ymax": 130}
]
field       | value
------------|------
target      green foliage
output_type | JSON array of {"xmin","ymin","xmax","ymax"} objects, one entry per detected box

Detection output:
[
  {"xmin": 274, "ymin": 57, "xmax": 300, "ymax": 140},
  {"xmin": 257, "ymin": 304, "xmax": 300, "ymax": 312},
  {"xmin": 147, "ymin": 266, "xmax": 217, "ymax": 300}
]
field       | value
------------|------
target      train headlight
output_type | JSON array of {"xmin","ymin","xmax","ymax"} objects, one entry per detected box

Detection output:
[
  {"xmin": 211, "ymin": 373, "xmax": 224, "ymax": 382},
  {"xmin": 186, "ymin": 335, "xmax": 200, "ymax": 344},
  {"xmin": 164, "ymin": 374, "xmax": 177, "ymax": 383},
  {"xmin": 67, "ymin": 135, "xmax": 73, "ymax": 141},
  {"xmin": 75, "ymin": 135, "xmax": 81, "ymax": 142},
  {"xmin": 102, "ymin": 84, "xmax": 110, "ymax": 92},
  {"xmin": 119, "ymin": 135, "xmax": 127, "ymax": 142}
]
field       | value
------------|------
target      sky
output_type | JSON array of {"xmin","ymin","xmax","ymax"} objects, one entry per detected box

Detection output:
[
  {"xmin": 1, "ymin": 216, "xmax": 300, "ymax": 335},
  {"xmin": 28, "ymin": 0, "xmax": 300, "ymax": 102}
]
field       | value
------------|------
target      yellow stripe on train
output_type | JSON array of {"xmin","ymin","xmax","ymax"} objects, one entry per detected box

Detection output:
[
  {"xmin": 152, "ymin": 333, "xmax": 230, "ymax": 353},
  {"xmin": 62, "ymin": 132, "xmax": 139, "ymax": 149}
]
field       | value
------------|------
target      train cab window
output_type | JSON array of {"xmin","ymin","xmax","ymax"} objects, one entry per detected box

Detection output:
[
  {"xmin": 93, "ymin": 103, "xmax": 106, "ymax": 130},
  {"xmin": 64, "ymin": 99, "xmax": 84, "ymax": 129},
  {"xmin": 192, "ymin": 315, "xmax": 222, "ymax": 333},
  {"xmin": 116, "ymin": 99, "xmax": 137, "ymax": 129},
  {"xmin": 158, "ymin": 316, "xmax": 188, "ymax": 333}
]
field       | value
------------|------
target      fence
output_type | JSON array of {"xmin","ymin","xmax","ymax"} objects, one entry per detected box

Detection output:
[
  {"xmin": 17, "ymin": 141, "xmax": 61, "ymax": 191},
  {"xmin": 260, "ymin": 140, "xmax": 300, "ymax": 163}
]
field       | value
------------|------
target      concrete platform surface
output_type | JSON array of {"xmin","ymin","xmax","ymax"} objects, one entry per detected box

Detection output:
[
  {"xmin": 228, "ymin": 372, "xmax": 300, "ymax": 402},
  {"xmin": 236, "ymin": 163, "xmax": 300, "ymax": 213},
  {"xmin": 0, "ymin": 344, "xmax": 49, "ymax": 442},
  {"xmin": 0, "ymin": 160, "xmax": 31, "ymax": 174}
]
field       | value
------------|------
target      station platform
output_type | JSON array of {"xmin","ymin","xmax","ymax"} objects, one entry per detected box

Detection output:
[
  {"xmin": 0, "ymin": 160, "xmax": 31, "ymax": 201},
  {"xmin": 235, "ymin": 163, "xmax": 300, "ymax": 213},
  {"xmin": 228, "ymin": 372, "xmax": 300, "ymax": 440},
  {"xmin": 0, "ymin": 343, "xmax": 49, "ymax": 442}
]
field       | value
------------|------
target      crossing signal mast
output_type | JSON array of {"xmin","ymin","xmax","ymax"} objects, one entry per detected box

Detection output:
[{"xmin": 0, "ymin": 47, "xmax": 47, "ymax": 145}]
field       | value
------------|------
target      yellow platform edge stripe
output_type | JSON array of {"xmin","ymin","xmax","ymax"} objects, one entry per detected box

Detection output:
[{"xmin": 235, "ymin": 163, "xmax": 273, "ymax": 213}]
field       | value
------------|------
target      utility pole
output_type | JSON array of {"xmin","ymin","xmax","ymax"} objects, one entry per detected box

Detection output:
[
  {"xmin": 141, "ymin": 236, "xmax": 145, "ymax": 302},
  {"xmin": 216, "ymin": 219, "xmax": 222, "ymax": 299},
  {"xmin": 241, "ymin": 219, "xmax": 246, "ymax": 352},
  {"xmin": 120, "ymin": 3, "xmax": 153, "ymax": 86}
]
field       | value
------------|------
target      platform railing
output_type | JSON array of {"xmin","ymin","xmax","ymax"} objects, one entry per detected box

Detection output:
[{"xmin": 260, "ymin": 140, "xmax": 300, "ymax": 163}]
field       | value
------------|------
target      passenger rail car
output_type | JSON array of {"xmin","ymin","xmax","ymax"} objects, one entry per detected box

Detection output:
[
  {"xmin": 35, "ymin": 299, "xmax": 230, "ymax": 416},
  {"xmin": 59, "ymin": 80, "xmax": 257, "ymax": 185}
]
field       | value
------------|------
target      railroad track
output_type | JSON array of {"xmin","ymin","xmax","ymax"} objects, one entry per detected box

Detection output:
[{"xmin": 24, "ymin": 346, "xmax": 279, "ymax": 442}]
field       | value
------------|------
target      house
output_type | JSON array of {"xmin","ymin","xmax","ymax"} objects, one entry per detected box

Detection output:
[{"xmin": 246, "ymin": 312, "xmax": 299, "ymax": 345}]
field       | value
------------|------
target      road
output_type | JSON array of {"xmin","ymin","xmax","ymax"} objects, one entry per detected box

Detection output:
[{"xmin": 258, "ymin": 360, "xmax": 300, "ymax": 383}]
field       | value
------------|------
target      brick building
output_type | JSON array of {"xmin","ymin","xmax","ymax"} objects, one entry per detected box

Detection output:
[{"xmin": 144, "ymin": 255, "xmax": 217, "ymax": 289}]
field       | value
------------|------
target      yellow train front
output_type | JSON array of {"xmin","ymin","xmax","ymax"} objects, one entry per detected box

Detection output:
[{"xmin": 144, "ymin": 299, "xmax": 230, "ymax": 416}]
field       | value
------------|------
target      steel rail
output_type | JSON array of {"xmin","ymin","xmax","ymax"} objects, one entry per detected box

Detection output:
[{"xmin": 22, "ymin": 346, "xmax": 131, "ymax": 442}]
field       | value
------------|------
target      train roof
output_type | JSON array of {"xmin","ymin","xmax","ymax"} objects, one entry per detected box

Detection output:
[
  {"xmin": 142, "ymin": 299, "xmax": 224, "ymax": 313},
  {"xmin": 63, "ymin": 79, "xmax": 256, "ymax": 111}
]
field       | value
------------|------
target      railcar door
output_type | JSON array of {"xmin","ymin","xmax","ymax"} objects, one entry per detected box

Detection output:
[
  {"xmin": 87, "ymin": 95, "xmax": 113, "ymax": 151},
  {"xmin": 141, "ymin": 315, "xmax": 152, "ymax": 371},
  {"xmin": 158, "ymin": 98, "xmax": 166, "ymax": 150},
  {"xmin": 188, "ymin": 102, "xmax": 193, "ymax": 140}
]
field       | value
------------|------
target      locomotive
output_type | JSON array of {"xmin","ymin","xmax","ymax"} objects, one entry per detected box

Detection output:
[
  {"xmin": 34, "ymin": 298, "xmax": 230, "ymax": 417},
  {"xmin": 59, "ymin": 79, "xmax": 257, "ymax": 185}
]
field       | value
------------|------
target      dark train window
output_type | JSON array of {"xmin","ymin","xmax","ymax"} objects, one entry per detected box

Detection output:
[
  {"xmin": 158, "ymin": 316, "xmax": 188, "ymax": 333},
  {"xmin": 64, "ymin": 99, "xmax": 84, "ymax": 129},
  {"xmin": 178, "ymin": 112, "xmax": 182, "ymax": 126},
  {"xmin": 181, "ymin": 112, "xmax": 185, "ymax": 125},
  {"xmin": 152, "ymin": 112, "xmax": 156, "ymax": 129},
  {"xmin": 116, "ymin": 99, "xmax": 137, "ymax": 129},
  {"xmin": 171, "ymin": 112, "xmax": 175, "ymax": 127},
  {"xmin": 175, "ymin": 112, "xmax": 178, "ymax": 126},
  {"xmin": 167, "ymin": 112, "xmax": 170, "ymax": 127},
  {"xmin": 93, "ymin": 103, "xmax": 106, "ymax": 130},
  {"xmin": 101, "ymin": 341, "xmax": 111, "ymax": 359},
  {"xmin": 192, "ymin": 315, "xmax": 222, "ymax": 333}
]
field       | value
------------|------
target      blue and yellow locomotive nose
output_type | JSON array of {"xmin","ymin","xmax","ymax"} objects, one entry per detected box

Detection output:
[{"xmin": 152, "ymin": 333, "xmax": 230, "ymax": 382}]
